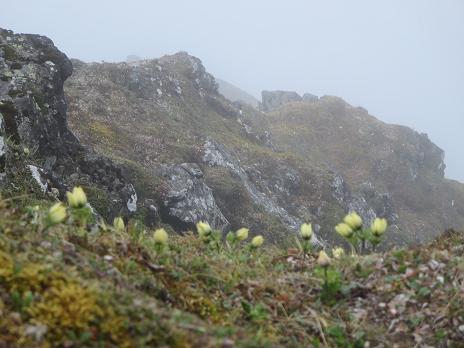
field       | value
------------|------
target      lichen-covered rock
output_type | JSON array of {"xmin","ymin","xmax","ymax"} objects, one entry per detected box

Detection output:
[
  {"xmin": 0, "ymin": 28, "xmax": 136, "ymax": 219},
  {"xmin": 160, "ymin": 163, "xmax": 229, "ymax": 232}
]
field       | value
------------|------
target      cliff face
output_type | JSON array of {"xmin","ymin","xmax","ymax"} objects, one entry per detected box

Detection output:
[
  {"xmin": 2, "ymin": 28, "xmax": 462, "ymax": 247},
  {"xmin": 0, "ymin": 28, "xmax": 136, "ymax": 219}
]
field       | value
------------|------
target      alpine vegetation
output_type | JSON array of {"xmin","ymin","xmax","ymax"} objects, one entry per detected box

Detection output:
[{"xmin": 1, "ymin": 185, "xmax": 463, "ymax": 347}]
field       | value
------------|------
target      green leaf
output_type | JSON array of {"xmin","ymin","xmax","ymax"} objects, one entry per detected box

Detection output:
[{"xmin": 417, "ymin": 287, "xmax": 431, "ymax": 298}]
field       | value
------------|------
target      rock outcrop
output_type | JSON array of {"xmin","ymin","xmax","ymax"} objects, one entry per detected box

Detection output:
[
  {"xmin": 261, "ymin": 90, "xmax": 302, "ymax": 112},
  {"xmin": 0, "ymin": 28, "xmax": 136, "ymax": 219},
  {"xmin": 160, "ymin": 163, "xmax": 229, "ymax": 232},
  {"xmin": 261, "ymin": 90, "xmax": 319, "ymax": 112}
]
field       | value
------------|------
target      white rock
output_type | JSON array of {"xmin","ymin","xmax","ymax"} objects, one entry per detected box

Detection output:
[
  {"xmin": 0, "ymin": 136, "xmax": 5, "ymax": 156},
  {"xmin": 28, "ymin": 165, "xmax": 48, "ymax": 192},
  {"xmin": 126, "ymin": 185, "xmax": 137, "ymax": 212}
]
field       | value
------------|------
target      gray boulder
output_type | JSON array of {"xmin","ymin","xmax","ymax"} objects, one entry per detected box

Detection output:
[{"xmin": 160, "ymin": 163, "xmax": 229, "ymax": 232}]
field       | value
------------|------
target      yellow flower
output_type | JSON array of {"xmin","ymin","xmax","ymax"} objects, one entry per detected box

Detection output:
[
  {"xmin": 343, "ymin": 212, "xmax": 363, "ymax": 230},
  {"xmin": 300, "ymin": 223, "xmax": 313, "ymax": 240},
  {"xmin": 371, "ymin": 218, "xmax": 388, "ymax": 237},
  {"xmin": 251, "ymin": 235, "xmax": 264, "ymax": 248},
  {"xmin": 332, "ymin": 247, "xmax": 345, "ymax": 259},
  {"xmin": 236, "ymin": 227, "xmax": 249, "ymax": 241},
  {"xmin": 335, "ymin": 223, "xmax": 353, "ymax": 238},
  {"xmin": 153, "ymin": 228, "xmax": 168, "ymax": 245},
  {"xmin": 196, "ymin": 221, "xmax": 212, "ymax": 237},
  {"xmin": 66, "ymin": 186, "xmax": 87, "ymax": 208},
  {"xmin": 46, "ymin": 203, "xmax": 67, "ymax": 226},
  {"xmin": 113, "ymin": 217, "xmax": 125, "ymax": 232},
  {"xmin": 317, "ymin": 250, "xmax": 331, "ymax": 267}
]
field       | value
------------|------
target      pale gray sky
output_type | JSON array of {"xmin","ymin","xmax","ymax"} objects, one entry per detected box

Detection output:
[{"xmin": 2, "ymin": 0, "xmax": 463, "ymax": 181}]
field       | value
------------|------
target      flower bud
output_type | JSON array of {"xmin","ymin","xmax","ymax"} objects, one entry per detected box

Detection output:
[
  {"xmin": 113, "ymin": 217, "xmax": 125, "ymax": 232},
  {"xmin": 251, "ymin": 235, "xmax": 264, "ymax": 248},
  {"xmin": 332, "ymin": 247, "xmax": 345, "ymax": 259},
  {"xmin": 343, "ymin": 212, "xmax": 363, "ymax": 230},
  {"xmin": 317, "ymin": 250, "xmax": 331, "ymax": 268},
  {"xmin": 300, "ymin": 223, "xmax": 313, "ymax": 240},
  {"xmin": 236, "ymin": 227, "xmax": 249, "ymax": 241},
  {"xmin": 196, "ymin": 221, "xmax": 212, "ymax": 237},
  {"xmin": 46, "ymin": 203, "xmax": 67, "ymax": 226},
  {"xmin": 153, "ymin": 228, "xmax": 168, "ymax": 245},
  {"xmin": 335, "ymin": 223, "xmax": 353, "ymax": 238},
  {"xmin": 66, "ymin": 186, "xmax": 87, "ymax": 208},
  {"xmin": 371, "ymin": 218, "xmax": 387, "ymax": 237}
]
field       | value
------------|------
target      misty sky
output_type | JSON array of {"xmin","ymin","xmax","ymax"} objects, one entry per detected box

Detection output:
[{"xmin": 2, "ymin": 0, "xmax": 463, "ymax": 181}]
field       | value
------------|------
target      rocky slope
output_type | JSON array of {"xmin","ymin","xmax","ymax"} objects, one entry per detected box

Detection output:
[
  {"xmin": 251, "ymin": 92, "xmax": 464, "ymax": 244},
  {"xmin": 64, "ymin": 54, "xmax": 342, "ymax": 245},
  {"xmin": 64, "ymin": 53, "xmax": 464, "ymax": 247},
  {"xmin": 1, "ymin": 27, "xmax": 463, "ymax": 248}
]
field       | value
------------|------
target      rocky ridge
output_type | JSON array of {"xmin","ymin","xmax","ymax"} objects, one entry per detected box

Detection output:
[
  {"xmin": 65, "ymin": 48, "xmax": 464, "ymax": 247},
  {"xmin": 65, "ymin": 49, "xmax": 464, "ymax": 247},
  {"xmin": 1, "ymin": 27, "xmax": 463, "ymax": 248}
]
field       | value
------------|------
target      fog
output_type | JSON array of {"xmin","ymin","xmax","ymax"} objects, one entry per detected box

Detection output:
[{"xmin": 2, "ymin": 0, "xmax": 463, "ymax": 181}]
